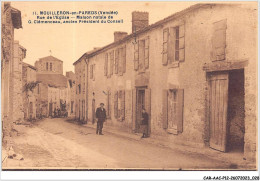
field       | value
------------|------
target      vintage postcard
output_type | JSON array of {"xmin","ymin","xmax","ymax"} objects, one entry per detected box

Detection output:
[{"xmin": 1, "ymin": 1, "xmax": 258, "ymax": 174}]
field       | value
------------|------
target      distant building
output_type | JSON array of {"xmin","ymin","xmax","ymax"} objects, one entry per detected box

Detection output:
[
  {"xmin": 35, "ymin": 55, "xmax": 63, "ymax": 75},
  {"xmin": 66, "ymin": 71, "xmax": 76, "ymax": 117},
  {"xmin": 37, "ymin": 73, "xmax": 70, "ymax": 117},
  {"xmin": 73, "ymin": 4, "xmax": 257, "ymax": 162},
  {"xmin": 22, "ymin": 62, "xmax": 37, "ymax": 120}
]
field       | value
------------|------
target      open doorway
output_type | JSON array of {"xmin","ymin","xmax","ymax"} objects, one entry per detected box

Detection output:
[
  {"xmin": 227, "ymin": 69, "xmax": 245, "ymax": 153},
  {"xmin": 136, "ymin": 88, "xmax": 145, "ymax": 132},
  {"xmin": 208, "ymin": 69, "xmax": 245, "ymax": 153}
]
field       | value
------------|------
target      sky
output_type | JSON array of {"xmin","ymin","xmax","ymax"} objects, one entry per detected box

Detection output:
[{"xmin": 11, "ymin": 1, "xmax": 198, "ymax": 74}]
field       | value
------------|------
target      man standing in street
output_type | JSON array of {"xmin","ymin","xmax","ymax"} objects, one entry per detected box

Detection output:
[
  {"xmin": 141, "ymin": 108, "xmax": 149, "ymax": 138},
  {"xmin": 96, "ymin": 103, "xmax": 106, "ymax": 135}
]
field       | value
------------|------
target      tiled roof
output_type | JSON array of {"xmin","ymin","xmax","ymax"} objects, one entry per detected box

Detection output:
[
  {"xmin": 37, "ymin": 73, "xmax": 68, "ymax": 88},
  {"xmin": 22, "ymin": 62, "xmax": 37, "ymax": 70},
  {"xmin": 73, "ymin": 3, "xmax": 222, "ymax": 65},
  {"xmin": 39, "ymin": 55, "xmax": 63, "ymax": 62}
]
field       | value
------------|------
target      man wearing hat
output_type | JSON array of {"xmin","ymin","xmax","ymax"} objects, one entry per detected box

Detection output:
[{"xmin": 95, "ymin": 103, "xmax": 107, "ymax": 135}]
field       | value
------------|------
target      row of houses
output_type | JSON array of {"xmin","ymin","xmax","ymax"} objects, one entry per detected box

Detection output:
[
  {"xmin": 73, "ymin": 3, "xmax": 257, "ymax": 162},
  {"xmin": 1, "ymin": 3, "xmax": 76, "ymax": 141}
]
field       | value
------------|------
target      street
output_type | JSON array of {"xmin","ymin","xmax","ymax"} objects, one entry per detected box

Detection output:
[{"xmin": 3, "ymin": 118, "xmax": 235, "ymax": 170}]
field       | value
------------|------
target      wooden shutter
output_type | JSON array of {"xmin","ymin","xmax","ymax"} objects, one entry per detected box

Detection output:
[
  {"xmin": 134, "ymin": 41, "xmax": 139, "ymax": 70},
  {"xmin": 114, "ymin": 91, "xmax": 118, "ymax": 118},
  {"xmin": 162, "ymin": 89, "xmax": 168, "ymax": 129},
  {"xmin": 122, "ymin": 45, "xmax": 126, "ymax": 73},
  {"xmin": 144, "ymin": 36, "xmax": 149, "ymax": 69},
  {"xmin": 106, "ymin": 90, "xmax": 110, "ymax": 118},
  {"xmin": 93, "ymin": 64, "xmax": 95, "ymax": 81},
  {"xmin": 145, "ymin": 88, "xmax": 151, "ymax": 134},
  {"xmin": 177, "ymin": 89, "xmax": 184, "ymax": 133},
  {"xmin": 110, "ymin": 50, "xmax": 114, "ymax": 76},
  {"xmin": 132, "ymin": 89, "xmax": 137, "ymax": 131},
  {"xmin": 168, "ymin": 27, "xmax": 176, "ymax": 64},
  {"xmin": 104, "ymin": 53, "xmax": 108, "ymax": 76},
  {"xmin": 211, "ymin": 19, "xmax": 227, "ymax": 61},
  {"xmin": 162, "ymin": 28, "xmax": 169, "ymax": 65},
  {"xmin": 121, "ymin": 90, "xmax": 125, "ymax": 119},
  {"xmin": 179, "ymin": 24, "xmax": 185, "ymax": 62},
  {"xmin": 115, "ymin": 49, "xmax": 119, "ymax": 74},
  {"xmin": 90, "ymin": 65, "xmax": 93, "ymax": 79}
]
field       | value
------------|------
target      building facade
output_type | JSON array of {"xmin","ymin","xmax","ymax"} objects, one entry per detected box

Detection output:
[
  {"xmin": 1, "ymin": 2, "xmax": 23, "ymax": 136},
  {"xmin": 74, "ymin": 3, "xmax": 256, "ymax": 162},
  {"xmin": 35, "ymin": 55, "xmax": 63, "ymax": 75},
  {"xmin": 66, "ymin": 71, "xmax": 76, "ymax": 117},
  {"xmin": 22, "ymin": 62, "xmax": 37, "ymax": 120}
]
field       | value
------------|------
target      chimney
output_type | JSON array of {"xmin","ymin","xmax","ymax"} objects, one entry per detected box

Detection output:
[
  {"xmin": 132, "ymin": 11, "xmax": 149, "ymax": 33},
  {"xmin": 114, "ymin": 31, "xmax": 128, "ymax": 42}
]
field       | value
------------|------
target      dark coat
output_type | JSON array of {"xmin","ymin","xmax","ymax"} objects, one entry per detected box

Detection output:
[
  {"xmin": 96, "ymin": 107, "xmax": 106, "ymax": 121},
  {"xmin": 141, "ymin": 112, "xmax": 149, "ymax": 125}
]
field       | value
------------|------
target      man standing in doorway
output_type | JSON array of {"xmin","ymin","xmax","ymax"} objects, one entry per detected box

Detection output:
[{"xmin": 96, "ymin": 103, "xmax": 106, "ymax": 135}]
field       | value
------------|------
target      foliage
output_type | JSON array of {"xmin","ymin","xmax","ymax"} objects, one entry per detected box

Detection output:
[{"xmin": 23, "ymin": 81, "xmax": 40, "ymax": 92}]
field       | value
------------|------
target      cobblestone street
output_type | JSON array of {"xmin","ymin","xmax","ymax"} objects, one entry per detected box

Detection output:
[{"xmin": 2, "ymin": 118, "xmax": 249, "ymax": 170}]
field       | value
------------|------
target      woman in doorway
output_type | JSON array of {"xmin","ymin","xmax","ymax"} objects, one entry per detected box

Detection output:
[{"xmin": 141, "ymin": 108, "xmax": 149, "ymax": 138}]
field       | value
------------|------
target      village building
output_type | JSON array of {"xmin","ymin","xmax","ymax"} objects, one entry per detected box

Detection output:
[
  {"xmin": 1, "ymin": 3, "xmax": 23, "ymax": 137},
  {"xmin": 35, "ymin": 56, "xmax": 71, "ymax": 118},
  {"xmin": 22, "ymin": 62, "xmax": 37, "ymax": 120},
  {"xmin": 66, "ymin": 71, "xmax": 76, "ymax": 117},
  {"xmin": 73, "ymin": 3, "xmax": 257, "ymax": 162}
]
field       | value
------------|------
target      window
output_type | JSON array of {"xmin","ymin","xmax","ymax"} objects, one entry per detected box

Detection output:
[
  {"xmin": 115, "ymin": 45, "xmax": 126, "ymax": 76},
  {"xmin": 90, "ymin": 64, "xmax": 95, "ymax": 80},
  {"xmin": 162, "ymin": 89, "xmax": 184, "ymax": 134},
  {"xmin": 211, "ymin": 19, "xmax": 227, "ymax": 61},
  {"xmin": 46, "ymin": 62, "xmax": 48, "ymax": 70},
  {"xmin": 134, "ymin": 37, "xmax": 149, "ymax": 71},
  {"xmin": 109, "ymin": 50, "xmax": 114, "ymax": 76},
  {"xmin": 114, "ymin": 90, "xmax": 125, "ymax": 121},
  {"xmin": 50, "ymin": 63, "xmax": 52, "ymax": 71},
  {"xmin": 163, "ymin": 24, "xmax": 185, "ymax": 66},
  {"xmin": 104, "ymin": 53, "xmax": 108, "ymax": 76},
  {"xmin": 78, "ymin": 84, "xmax": 81, "ymax": 94}
]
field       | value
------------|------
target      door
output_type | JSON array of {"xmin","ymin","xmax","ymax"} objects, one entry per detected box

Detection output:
[
  {"xmin": 168, "ymin": 90, "xmax": 178, "ymax": 132},
  {"xmin": 49, "ymin": 103, "xmax": 53, "ymax": 117},
  {"xmin": 29, "ymin": 102, "xmax": 33, "ymax": 119},
  {"xmin": 136, "ymin": 89, "xmax": 145, "ymax": 132},
  {"xmin": 209, "ymin": 72, "xmax": 229, "ymax": 152},
  {"xmin": 92, "ymin": 99, "xmax": 95, "ymax": 124}
]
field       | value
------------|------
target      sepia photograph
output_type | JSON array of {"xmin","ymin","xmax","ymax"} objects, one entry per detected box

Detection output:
[{"xmin": 1, "ymin": 0, "xmax": 258, "ymax": 175}]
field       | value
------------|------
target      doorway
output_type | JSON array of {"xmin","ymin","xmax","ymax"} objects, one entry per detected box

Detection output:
[
  {"xmin": 92, "ymin": 98, "xmax": 96, "ymax": 124},
  {"xmin": 49, "ymin": 103, "xmax": 53, "ymax": 117},
  {"xmin": 136, "ymin": 88, "xmax": 145, "ymax": 132},
  {"xmin": 208, "ymin": 69, "xmax": 245, "ymax": 153}
]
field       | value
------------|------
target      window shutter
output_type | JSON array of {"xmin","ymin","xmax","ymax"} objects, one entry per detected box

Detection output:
[
  {"xmin": 106, "ymin": 90, "xmax": 110, "ymax": 118},
  {"xmin": 93, "ymin": 64, "xmax": 95, "ymax": 81},
  {"xmin": 168, "ymin": 27, "xmax": 176, "ymax": 64},
  {"xmin": 162, "ymin": 89, "xmax": 168, "ymax": 129},
  {"xmin": 132, "ymin": 89, "xmax": 137, "ymax": 131},
  {"xmin": 114, "ymin": 91, "xmax": 118, "ymax": 118},
  {"xmin": 104, "ymin": 53, "xmax": 108, "ymax": 76},
  {"xmin": 122, "ymin": 45, "xmax": 126, "ymax": 73},
  {"xmin": 90, "ymin": 65, "xmax": 93, "ymax": 79},
  {"xmin": 121, "ymin": 90, "xmax": 125, "ymax": 119},
  {"xmin": 144, "ymin": 36, "xmax": 149, "ymax": 69},
  {"xmin": 179, "ymin": 24, "xmax": 185, "ymax": 62},
  {"xmin": 211, "ymin": 19, "xmax": 227, "ymax": 61},
  {"xmin": 134, "ymin": 41, "xmax": 139, "ymax": 70},
  {"xmin": 110, "ymin": 50, "xmax": 114, "ymax": 76},
  {"xmin": 177, "ymin": 89, "xmax": 184, "ymax": 133},
  {"xmin": 115, "ymin": 49, "xmax": 119, "ymax": 74},
  {"xmin": 162, "ymin": 28, "xmax": 169, "ymax": 65}
]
